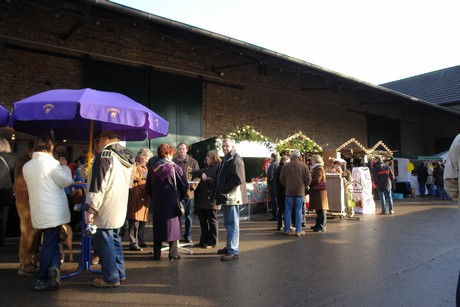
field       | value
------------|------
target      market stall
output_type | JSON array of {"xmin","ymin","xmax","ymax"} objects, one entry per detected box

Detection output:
[
  {"xmin": 190, "ymin": 126, "xmax": 275, "ymax": 218},
  {"xmin": 393, "ymin": 153, "xmax": 443, "ymax": 196},
  {"xmin": 332, "ymin": 138, "xmax": 370, "ymax": 167},
  {"xmin": 275, "ymin": 131, "xmax": 323, "ymax": 157},
  {"xmin": 323, "ymin": 138, "xmax": 373, "ymax": 215}
]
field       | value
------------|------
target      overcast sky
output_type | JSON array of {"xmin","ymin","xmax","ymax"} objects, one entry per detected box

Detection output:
[{"xmin": 112, "ymin": 0, "xmax": 460, "ymax": 85}]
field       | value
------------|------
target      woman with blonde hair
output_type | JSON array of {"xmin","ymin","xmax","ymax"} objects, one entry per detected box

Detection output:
[
  {"xmin": 127, "ymin": 148, "xmax": 154, "ymax": 251},
  {"xmin": 309, "ymin": 154, "xmax": 329, "ymax": 232}
]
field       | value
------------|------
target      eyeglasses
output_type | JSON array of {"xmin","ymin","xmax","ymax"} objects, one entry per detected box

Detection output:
[{"xmin": 94, "ymin": 138, "xmax": 100, "ymax": 143}]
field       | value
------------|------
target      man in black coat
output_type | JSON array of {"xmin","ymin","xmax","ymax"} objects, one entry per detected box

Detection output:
[
  {"xmin": 416, "ymin": 162, "xmax": 429, "ymax": 197},
  {"xmin": 267, "ymin": 153, "xmax": 279, "ymax": 221},
  {"xmin": 372, "ymin": 156, "xmax": 395, "ymax": 214},
  {"xmin": 215, "ymin": 138, "xmax": 248, "ymax": 261}
]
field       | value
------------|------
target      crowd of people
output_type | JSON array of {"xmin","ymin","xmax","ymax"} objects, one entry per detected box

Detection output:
[{"xmin": 0, "ymin": 132, "xmax": 458, "ymax": 291}]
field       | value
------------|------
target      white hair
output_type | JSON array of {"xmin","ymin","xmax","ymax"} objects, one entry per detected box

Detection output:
[
  {"xmin": 137, "ymin": 148, "xmax": 154, "ymax": 160},
  {"xmin": 0, "ymin": 137, "xmax": 11, "ymax": 153}
]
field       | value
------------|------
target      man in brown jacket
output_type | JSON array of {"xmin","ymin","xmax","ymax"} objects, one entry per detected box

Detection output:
[
  {"xmin": 173, "ymin": 143, "xmax": 200, "ymax": 243},
  {"xmin": 280, "ymin": 150, "xmax": 311, "ymax": 236}
]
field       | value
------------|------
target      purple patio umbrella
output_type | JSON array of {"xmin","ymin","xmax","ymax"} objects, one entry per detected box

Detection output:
[
  {"xmin": 11, "ymin": 88, "xmax": 169, "ymax": 141},
  {"xmin": 0, "ymin": 105, "xmax": 9, "ymax": 127}
]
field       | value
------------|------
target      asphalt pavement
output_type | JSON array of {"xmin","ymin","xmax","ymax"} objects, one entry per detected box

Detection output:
[{"xmin": 1, "ymin": 197, "xmax": 459, "ymax": 307}]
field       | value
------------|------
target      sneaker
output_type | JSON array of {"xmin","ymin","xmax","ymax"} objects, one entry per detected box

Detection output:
[
  {"xmin": 180, "ymin": 238, "xmax": 193, "ymax": 244},
  {"xmin": 312, "ymin": 226, "xmax": 326, "ymax": 232},
  {"xmin": 48, "ymin": 265, "xmax": 60, "ymax": 289},
  {"xmin": 389, "ymin": 210, "xmax": 395, "ymax": 214},
  {"xmin": 379, "ymin": 212, "xmax": 386, "ymax": 215},
  {"xmin": 92, "ymin": 278, "xmax": 120, "ymax": 288},
  {"xmin": 138, "ymin": 242, "xmax": 149, "ymax": 248},
  {"xmin": 217, "ymin": 247, "xmax": 228, "ymax": 255},
  {"xmin": 129, "ymin": 244, "xmax": 143, "ymax": 251},
  {"xmin": 220, "ymin": 253, "xmax": 239, "ymax": 261},
  {"xmin": 169, "ymin": 255, "xmax": 181, "ymax": 261},
  {"xmin": 283, "ymin": 232, "xmax": 290, "ymax": 236},
  {"xmin": 34, "ymin": 279, "xmax": 50, "ymax": 291},
  {"xmin": 295, "ymin": 231, "xmax": 305, "ymax": 237},
  {"xmin": 120, "ymin": 277, "xmax": 126, "ymax": 282}
]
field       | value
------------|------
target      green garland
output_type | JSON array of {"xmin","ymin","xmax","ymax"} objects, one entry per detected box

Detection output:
[
  {"xmin": 275, "ymin": 132, "xmax": 322, "ymax": 155},
  {"xmin": 221, "ymin": 125, "xmax": 274, "ymax": 150}
]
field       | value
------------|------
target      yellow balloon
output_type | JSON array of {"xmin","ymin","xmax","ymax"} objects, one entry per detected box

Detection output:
[{"xmin": 407, "ymin": 162, "xmax": 414, "ymax": 172}]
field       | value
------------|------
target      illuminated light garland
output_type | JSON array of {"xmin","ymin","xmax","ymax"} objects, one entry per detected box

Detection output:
[
  {"xmin": 336, "ymin": 138, "xmax": 369, "ymax": 154},
  {"xmin": 368, "ymin": 140, "xmax": 393, "ymax": 156},
  {"xmin": 220, "ymin": 125, "xmax": 273, "ymax": 150},
  {"xmin": 275, "ymin": 131, "xmax": 322, "ymax": 154}
]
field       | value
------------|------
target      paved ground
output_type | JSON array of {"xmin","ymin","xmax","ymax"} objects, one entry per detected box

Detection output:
[{"xmin": 1, "ymin": 197, "xmax": 459, "ymax": 307}]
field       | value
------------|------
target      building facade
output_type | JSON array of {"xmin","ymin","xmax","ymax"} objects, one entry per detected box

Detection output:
[{"xmin": 0, "ymin": 0, "xmax": 459, "ymax": 155}]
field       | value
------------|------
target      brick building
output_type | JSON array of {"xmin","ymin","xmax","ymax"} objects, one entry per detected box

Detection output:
[{"xmin": 0, "ymin": 0, "xmax": 459, "ymax": 156}]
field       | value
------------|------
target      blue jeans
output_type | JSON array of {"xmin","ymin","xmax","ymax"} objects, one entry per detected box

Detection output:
[
  {"xmin": 378, "ymin": 189, "xmax": 394, "ymax": 212},
  {"xmin": 437, "ymin": 185, "xmax": 447, "ymax": 199},
  {"xmin": 284, "ymin": 196, "xmax": 304, "ymax": 233},
  {"xmin": 182, "ymin": 198, "xmax": 194, "ymax": 240},
  {"xmin": 92, "ymin": 228, "xmax": 125, "ymax": 284},
  {"xmin": 418, "ymin": 181, "xmax": 427, "ymax": 197},
  {"xmin": 223, "ymin": 205, "xmax": 239, "ymax": 255},
  {"xmin": 37, "ymin": 226, "xmax": 61, "ymax": 281}
]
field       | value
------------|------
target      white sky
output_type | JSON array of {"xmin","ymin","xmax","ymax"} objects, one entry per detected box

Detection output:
[{"xmin": 112, "ymin": 0, "xmax": 460, "ymax": 85}]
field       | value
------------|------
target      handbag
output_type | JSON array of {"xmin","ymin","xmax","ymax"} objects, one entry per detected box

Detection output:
[
  {"xmin": 176, "ymin": 200, "xmax": 185, "ymax": 217},
  {"xmin": 173, "ymin": 170, "xmax": 185, "ymax": 217},
  {"xmin": 313, "ymin": 182, "xmax": 327, "ymax": 190}
]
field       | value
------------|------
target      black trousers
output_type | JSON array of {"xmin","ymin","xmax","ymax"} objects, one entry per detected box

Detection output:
[
  {"xmin": 198, "ymin": 208, "xmax": 218, "ymax": 246},
  {"xmin": 0, "ymin": 205, "xmax": 10, "ymax": 246},
  {"xmin": 153, "ymin": 240, "xmax": 178, "ymax": 260},
  {"xmin": 315, "ymin": 209, "xmax": 326, "ymax": 229}
]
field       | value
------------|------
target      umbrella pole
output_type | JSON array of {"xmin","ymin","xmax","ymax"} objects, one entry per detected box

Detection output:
[{"xmin": 86, "ymin": 120, "xmax": 94, "ymax": 179}]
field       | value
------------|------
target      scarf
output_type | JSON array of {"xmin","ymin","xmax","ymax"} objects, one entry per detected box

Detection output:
[{"xmin": 154, "ymin": 158, "xmax": 175, "ymax": 181}]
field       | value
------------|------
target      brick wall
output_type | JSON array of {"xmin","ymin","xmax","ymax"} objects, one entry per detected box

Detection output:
[{"xmin": 0, "ymin": 0, "xmax": 458, "ymax": 155}]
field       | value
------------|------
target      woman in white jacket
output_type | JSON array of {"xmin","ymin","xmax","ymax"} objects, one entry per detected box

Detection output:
[{"xmin": 23, "ymin": 136, "xmax": 73, "ymax": 291}]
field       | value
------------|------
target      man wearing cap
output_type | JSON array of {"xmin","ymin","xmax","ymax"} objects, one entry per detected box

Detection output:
[
  {"xmin": 85, "ymin": 131, "xmax": 135, "ymax": 287},
  {"xmin": 280, "ymin": 150, "xmax": 311, "ymax": 236}
]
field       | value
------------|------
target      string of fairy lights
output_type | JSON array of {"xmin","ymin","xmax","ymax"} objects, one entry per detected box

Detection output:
[{"xmin": 220, "ymin": 126, "xmax": 394, "ymax": 158}]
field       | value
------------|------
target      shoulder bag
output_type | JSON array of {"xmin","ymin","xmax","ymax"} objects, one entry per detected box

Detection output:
[{"xmin": 173, "ymin": 170, "xmax": 185, "ymax": 217}]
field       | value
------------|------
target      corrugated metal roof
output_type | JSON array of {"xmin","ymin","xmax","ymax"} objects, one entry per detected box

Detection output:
[{"xmin": 380, "ymin": 65, "xmax": 460, "ymax": 105}]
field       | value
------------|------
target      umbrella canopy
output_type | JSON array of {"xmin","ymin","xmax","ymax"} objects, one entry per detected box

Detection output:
[
  {"xmin": 11, "ymin": 88, "xmax": 169, "ymax": 141},
  {"xmin": 0, "ymin": 105, "xmax": 9, "ymax": 127}
]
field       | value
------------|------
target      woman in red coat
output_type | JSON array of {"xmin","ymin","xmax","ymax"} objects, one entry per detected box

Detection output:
[{"xmin": 146, "ymin": 144, "xmax": 187, "ymax": 261}]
